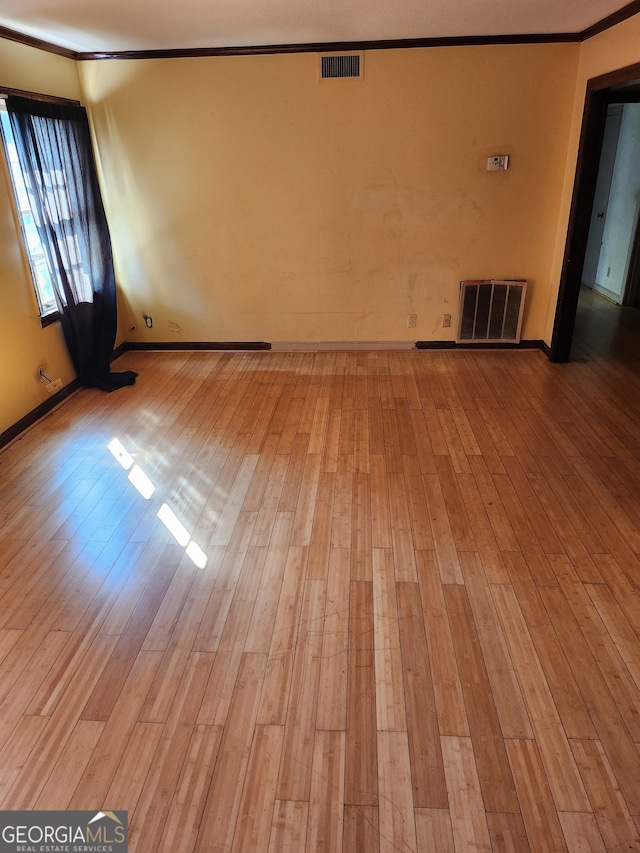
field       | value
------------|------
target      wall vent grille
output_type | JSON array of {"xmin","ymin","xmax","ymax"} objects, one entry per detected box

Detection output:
[
  {"xmin": 319, "ymin": 53, "xmax": 363, "ymax": 80},
  {"xmin": 457, "ymin": 279, "xmax": 527, "ymax": 343}
]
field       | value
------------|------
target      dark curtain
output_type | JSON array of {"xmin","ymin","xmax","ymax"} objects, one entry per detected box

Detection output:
[{"xmin": 6, "ymin": 96, "xmax": 137, "ymax": 391}]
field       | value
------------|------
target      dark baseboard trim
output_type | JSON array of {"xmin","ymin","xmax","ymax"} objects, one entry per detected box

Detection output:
[
  {"xmin": 0, "ymin": 336, "xmax": 554, "ymax": 452},
  {"xmin": 1, "ymin": 345, "xmax": 135, "ymax": 451},
  {"xmin": 0, "ymin": 378, "xmax": 81, "ymax": 452},
  {"xmin": 111, "ymin": 342, "xmax": 129, "ymax": 361},
  {"xmin": 415, "ymin": 339, "xmax": 548, "ymax": 352},
  {"xmin": 123, "ymin": 341, "xmax": 272, "ymax": 351},
  {"xmin": 122, "ymin": 339, "xmax": 550, "ymax": 353}
]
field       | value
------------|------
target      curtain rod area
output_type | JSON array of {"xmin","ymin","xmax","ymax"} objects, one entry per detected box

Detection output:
[{"xmin": 0, "ymin": 86, "xmax": 80, "ymax": 105}]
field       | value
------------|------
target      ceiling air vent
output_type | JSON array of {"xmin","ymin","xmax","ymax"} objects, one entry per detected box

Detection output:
[
  {"xmin": 457, "ymin": 279, "xmax": 527, "ymax": 343},
  {"xmin": 318, "ymin": 53, "xmax": 363, "ymax": 82}
]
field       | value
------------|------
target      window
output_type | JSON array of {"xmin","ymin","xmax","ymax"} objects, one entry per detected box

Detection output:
[{"xmin": 0, "ymin": 99, "xmax": 58, "ymax": 318}]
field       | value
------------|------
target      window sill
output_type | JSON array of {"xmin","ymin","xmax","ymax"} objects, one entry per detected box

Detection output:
[{"xmin": 40, "ymin": 311, "xmax": 60, "ymax": 328}]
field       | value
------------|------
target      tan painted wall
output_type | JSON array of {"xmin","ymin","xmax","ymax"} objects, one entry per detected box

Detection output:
[
  {"xmin": 0, "ymin": 39, "xmax": 80, "ymax": 436},
  {"xmin": 80, "ymin": 44, "xmax": 579, "ymax": 345},
  {"xmin": 2, "ymin": 18, "xmax": 640, "ymax": 436},
  {"xmin": 544, "ymin": 14, "xmax": 640, "ymax": 340}
]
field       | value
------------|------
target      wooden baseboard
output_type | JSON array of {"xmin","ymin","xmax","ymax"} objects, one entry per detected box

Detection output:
[
  {"xmin": 0, "ymin": 379, "xmax": 81, "ymax": 451},
  {"xmin": 270, "ymin": 341, "xmax": 415, "ymax": 351},
  {"xmin": 589, "ymin": 284, "xmax": 622, "ymax": 305},
  {"xmin": 415, "ymin": 339, "xmax": 548, "ymax": 352},
  {"xmin": 2, "ymin": 338, "xmax": 551, "ymax": 451},
  {"xmin": 123, "ymin": 341, "xmax": 271, "ymax": 351},
  {"xmin": 119, "ymin": 339, "xmax": 550, "ymax": 353},
  {"xmin": 111, "ymin": 342, "xmax": 129, "ymax": 360}
]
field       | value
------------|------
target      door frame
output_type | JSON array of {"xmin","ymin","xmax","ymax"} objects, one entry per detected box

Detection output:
[
  {"xmin": 624, "ymin": 209, "xmax": 640, "ymax": 307},
  {"xmin": 550, "ymin": 61, "xmax": 640, "ymax": 362}
]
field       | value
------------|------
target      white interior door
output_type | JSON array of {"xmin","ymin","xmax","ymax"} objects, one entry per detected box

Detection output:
[{"xmin": 582, "ymin": 105, "xmax": 623, "ymax": 289}]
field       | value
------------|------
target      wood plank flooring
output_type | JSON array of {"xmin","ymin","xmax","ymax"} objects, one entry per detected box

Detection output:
[{"xmin": 2, "ymin": 305, "xmax": 640, "ymax": 850}]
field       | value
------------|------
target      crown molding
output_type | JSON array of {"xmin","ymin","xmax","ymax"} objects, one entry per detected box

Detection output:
[
  {"xmin": 0, "ymin": 24, "xmax": 78, "ymax": 59},
  {"xmin": 0, "ymin": 2, "xmax": 638, "ymax": 61},
  {"xmin": 76, "ymin": 32, "xmax": 580, "ymax": 61},
  {"xmin": 579, "ymin": 0, "xmax": 640, "ymax": 39}
]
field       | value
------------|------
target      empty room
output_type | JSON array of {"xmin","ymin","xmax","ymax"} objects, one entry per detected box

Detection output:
[{"xmin": 1, "ymin": 0, "xmax": 640, "ymax": 850}]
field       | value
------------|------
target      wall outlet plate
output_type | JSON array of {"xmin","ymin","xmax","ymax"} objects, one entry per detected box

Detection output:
[
  {"xmin": 45, "ymin": 378, "xmax": 63, "ymax": 394},
  {"xmin": 487, "ymin": 155, "xmax": 509, "ymax": 171}
]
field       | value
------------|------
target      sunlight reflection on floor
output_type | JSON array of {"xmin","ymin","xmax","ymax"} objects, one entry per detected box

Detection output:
[{"xmin": 107, "ymin": 437, "xmax": 208, "ymax": 568}]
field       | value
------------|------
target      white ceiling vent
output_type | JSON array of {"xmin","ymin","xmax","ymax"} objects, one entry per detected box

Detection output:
[
  {"xmin": 318, "ymin": 52, "xmax": 364, "ymax": 82},
  {"xmin": 457, "ymin": 279, "xmax": 527, "ymax": 343}
]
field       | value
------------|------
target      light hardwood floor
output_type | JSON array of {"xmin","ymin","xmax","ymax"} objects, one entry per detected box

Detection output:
[{"xmin": 1, "ymin": 300, "xmax": 640, "ymax": 851}]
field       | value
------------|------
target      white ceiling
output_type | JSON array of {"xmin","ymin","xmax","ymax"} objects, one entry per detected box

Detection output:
[{"xmin": 0, "ymin": 0, "xmax": 634, "ymax": 54}]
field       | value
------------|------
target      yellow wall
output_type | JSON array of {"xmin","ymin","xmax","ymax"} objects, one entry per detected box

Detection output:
[
  {"xmin": 545, "ymin": 14, "xmax": 640, "ymax": 339},
  {"xmin": 80, "ymin": 44, "xmax": 579, "ymax": 345},
  {"xmin": 3, "ymin": 17, "xmax": 640, "ymax": 436},
  {"xmin": 0, "ymin": 39, "xmax": 80, "ymax": 436}
]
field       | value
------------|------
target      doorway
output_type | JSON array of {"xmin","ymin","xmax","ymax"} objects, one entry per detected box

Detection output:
[
  {"xmin": 582, "ymin": 102, "xmax": 640, "ymax": 306},
  {"xmin": 581, "ymin": 104, "xmax": 623, "ymax": 297},
  {"xmin": 550, "ymin": 62, "xmax": 640, "ymax": 362}
]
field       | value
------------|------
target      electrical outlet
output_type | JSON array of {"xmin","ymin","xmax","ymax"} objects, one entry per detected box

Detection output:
[
  {"xmin": 442, "ymin": 314, "xmax": 452, "ymax": 328},
  {"xmin": 407, "ymin": 314, "xmax": 417, "ymax": 328},
  {"xmin": 143, "ymin": 314, "xmax": 153, "ymax": 328},
  {"xmin": 487, "ymin": 155, "xmax": 509, "ymax": 171}
]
